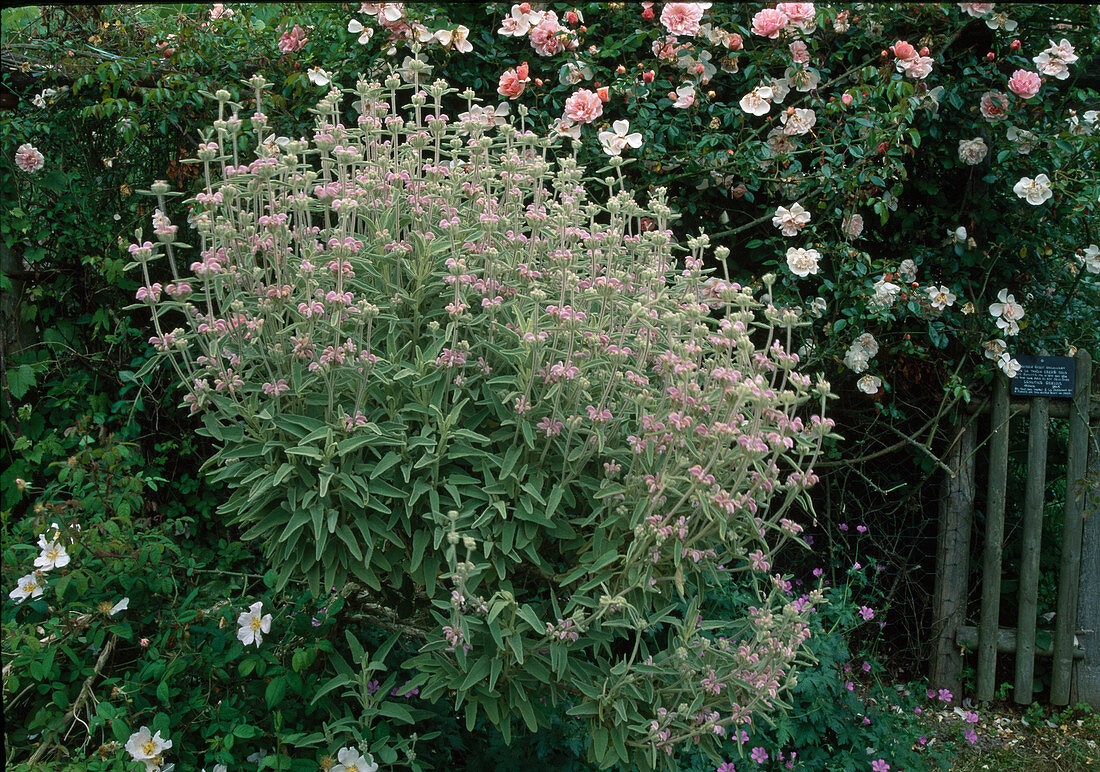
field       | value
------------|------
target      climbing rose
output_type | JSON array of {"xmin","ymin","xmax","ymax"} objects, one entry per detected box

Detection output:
[
  {"xmin": 14, "ymin": 143, "xmax": 45, "ymax": 173},
  {"xmin": 980, "ymin": 90, "xmax": 1010, "ymax": 121},
  {"xmin": 842, "ymin": 213, "xmax": 864, "ymax": 239},
  {"xmin": 563, "ymin": 88, "xmax": 603, "ymax": 123},
  {"xmin": 1007, "ymin": 69, "xmax": 1041, "ymax": 99},
  {"xmin": 772, "ymin": 203, "xmax": 811, "ymax": 236},
  {"xmin": 597, "ymin": 120, "xmax": 643, "ymax": 156},
  {"xmin": 751, "ymin": 8, "xmax": 788, "ymax": 38},
  {"xmin": 125, "ymin": 726, "xmax": 172, "ymax": 764},
  {"xmin": 659, "ymin": 3, "xmax": 707, "ymax": 37},
  {"xmin": 498, "ymin": 62, "xmax": 530, "ymax": 99},
  {"xmin": 1013, "ymin": 174, "xmax": 1052, "ymax": 205},
  {"xmin": 776, "ymin": 3, "xmax": 816, "ymax": 32},
  {"xmin": 785, "ymin": 247, "xmax": 821, "ymax": 277},
  {"xmin": 277, "ymin": 24, "xmax": 308, "ymax": 53},
  {"xmin": 671, "ymin": 83, "xmax": 696, "ymax": 108},
  {"xmin": 1080, "ymin": 244, "xmax": 1100, "ymax": 273},
  {"xmin": 739, "ymin": 86, "xmax": 772, "ymax": 116},
  {"xmin": 958, "ymin": 137, "xmax": 988, "ymax": 165},
  {"xmin": 857, "ymin": 375, "xmax": 882, "ymax": 395}
]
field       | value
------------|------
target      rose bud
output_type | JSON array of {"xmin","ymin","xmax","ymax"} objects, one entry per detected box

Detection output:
[
  {"xmin": 643, "ymin": 70, "xmax": 655, "ymax": 82},
  {"xmin": 986, "ymin": 52, "xmax": 995, "ymax": 60},
  {"xmin": 566, "ymin": 10, "xmax": 579, "ymax": 24},
  {"xmin": 642, "ymin": 7, "xmax": 654, "ymax": 20},
  {"xmin": 1010, "ymin": 39, "xmax": 1021, "ymax": 50},
  {"xmin": 920, "ymin": 47, "xmax": 929, "ymax": 56},
  {"xmin": 842, "ymin": 93, "xmax": 853, "ymax": 105},
  {"xmin": 616, "ymin": 64, "xmax": 626, "ymax": 74},
  {"xmin": 597, "ymin": 86, "xmax": 610, "ymax": 102}
]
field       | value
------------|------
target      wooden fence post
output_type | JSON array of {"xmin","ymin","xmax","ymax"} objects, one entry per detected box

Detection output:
[
  {"xmin": 1052, "ymin": 350, "xmax": 1092, "ymax": 704},
  {"xmin": 931, "ymin": 421, "xmax": 976, "ymax": 704},
  {"xmin": 1073, "ymin": 386, "xmax": 1100, "ymax": 707},
  {"xmin": 1015, "ymin": 396, "xmax": 1050, "ymax": 704},
  {"xmin": 977, "ymin": 375, "xmax": 1010, "ymax": 702}
]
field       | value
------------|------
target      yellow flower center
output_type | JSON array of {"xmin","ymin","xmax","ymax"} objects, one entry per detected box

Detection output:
[
  {"xmin": 142, "ymin": 740, "xmax": 157, "ymax": 756},
  {"xmin": 250, "ymin": 617, "xmax": 263, "ymax": 631}
]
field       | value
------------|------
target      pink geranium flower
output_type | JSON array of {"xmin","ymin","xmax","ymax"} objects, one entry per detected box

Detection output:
[
  {"xmin": 498, "ymin": 62, "xmax": 530, "ymax": 99},
  {"xmin": 1007, "ymin": 69, "xmax": 1041, "ymax": 99},
  {"xmin": 659, "ymin": 3, "xmax": 707, "ymax": 37},
  {"xmin": 15, "ymin": 143, "xmax": 45, "ymax": 174},
  {"xmin": 563, "ymin": 88, "xmax": 603, "ymax": 123},
  {"xmin": 751, "ymin": 8, "xmax": 788, "ymax": 38}
]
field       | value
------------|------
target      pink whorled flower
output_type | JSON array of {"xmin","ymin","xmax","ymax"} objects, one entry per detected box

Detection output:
[
  {"xmin": 751, "ymin": 8, "xmax": 788, "ymax": 38},
  {"xmin": 529, "ymin": 11, "xmax": 569, "ymax": 56},
  {"xmin": 563, "ymin": 88, "xmax": 603, "ymax": 123},
  {"xmin": 498, "ymin": 62, "xmax": 530, "ymax": 99},
  {"xmin": 659, "ymin": 3, "xmax": 707, "ymax": 37},
  {"xmin": 14, "ymin": 143, "xmax": 45, "ymax": 174},
  {"xmin": 278, "ymin": 24, "xmax": 308, "ymax": 53},
  {"xmin": 776, "ymin": 3, "xmax": 816, "ymax": 32},
  {"xmin": 980, "ymin": 90, "xmax": 1010, "ymax": 121},
  {"xmin": 1007, "ymin": 69, "xmax": 1041, "ymax": 99}
]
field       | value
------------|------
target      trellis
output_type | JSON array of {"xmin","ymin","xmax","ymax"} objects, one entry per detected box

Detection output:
[{"xmin": 930, "ymin": 350, "xmax": 1099, "ymax": 707}]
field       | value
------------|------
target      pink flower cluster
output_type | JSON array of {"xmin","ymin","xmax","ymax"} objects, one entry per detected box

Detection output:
[
  {"xmin": 892, "ymin": 39, "xmax": 934, "ymax": 79},
  {"xmin": 277, "ymin": 24, "xmax": 308, "ymax": 53},
  {"xmin": 751, "ymin": 3, "xmax": 816, "ymax": 38}
]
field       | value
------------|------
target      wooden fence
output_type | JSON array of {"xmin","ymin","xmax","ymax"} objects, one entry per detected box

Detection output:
[{"xmin": 930, "ymin": 349, "xmax": 1099, "ymax": 707}]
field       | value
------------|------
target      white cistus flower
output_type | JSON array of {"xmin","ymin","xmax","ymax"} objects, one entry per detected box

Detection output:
[
  {"xmin": 9, "ymin": 573, "xmax": 44, "ymax": 603},
  {"xmin": 110, "ymin": 597, "xmax": 130, "ymax": 616},
  {"xmin": 237, "ymin": 601, "xmax": 273, "ymax": 647},
  {"xmin": 34, "ymin": 534, "xmax": 71, "ymax": 571},
  {"xmin": 597, "ymin": 120, "xmax": 643, "ymax": 157},
  {"xmin": 332, "ymin": 746, "xmax": 380, "ymax": 772},
  {"xmin": 125, "ymin": 726, "xmax": 172, "ymax": 762}
]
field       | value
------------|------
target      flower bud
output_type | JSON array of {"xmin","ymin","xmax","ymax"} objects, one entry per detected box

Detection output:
[
  {"xmin": 642, "ymin": 7, "xmax": 654, "ymax": 20},
  {"xmin": 643, "ymin": 70, "xmax": 654, "ymax": 83}
]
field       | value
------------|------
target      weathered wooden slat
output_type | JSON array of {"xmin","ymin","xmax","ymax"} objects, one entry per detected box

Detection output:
[
  {"xmin": 931, "ymin": 421, "xmax": 976, "ymax": 705},
  {"xmin": 1052, "ymin": 350, "xmax": 1092, "ymax": 704},
  {"xmin": 977, "ymin": 375, "xmax": 1010, "ymax": 702},
  {"xmin": 1073, "ymin": 400, "xmax": 1100, "ymax": 707},
  {"xmin": 1015, "ymin": 397, "xmax": 1050, "ymax": 705},
  {"xmin": 958, "ymin": 625, "xmax": 1084, "ymax": 658}
]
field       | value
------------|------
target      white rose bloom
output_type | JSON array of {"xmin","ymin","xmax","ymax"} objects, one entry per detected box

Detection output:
[
  {"xmin": 125, "ymin": 726, "xmax": 172, "ymax": 762},
  {"xmin": 781, "ymin": 107, "xmax": 816, "ymax": 135},
  {"xmin": 984, "ymin": 12, "xmax": 1017, "ymax": 31},
  {"xmin": 34, "ymin": 535, "xmax": 71, "ymax": 571},
  {"xmin": 844, "ymin": 347, "xmax": 871, "ymax": 373},
  {"xmin": 784, "ymin": 66, "xmax": 821, "ymax": 92},
  {"xmin": 898, "ymin": 259, "xmax": 918, "ymax": 283},
  {"xmin": 989, "ymin": 288, "xmax": 1024, "ymax": 335},
  {"xmin": 672, "ymin": 84, "xmax": 696, "ymax": 109},
  {"xmin": 842, "ymin": 213, "xmax": 864, "ymax": 238},
  {"xmin": 927, "ymin": 284, "xmax": 957, "ymax": 310},
  {"xmin": 950, "ymin": 226, "xmax": 968, "ymax": 244},
  {"xmin": 998, "ymin": 353, "xmax": 1022, "ymax": 378},
  {"xmin": 559, "ymin": 62, "xmax": 593, "ymax": 86},
  {"xmin": 856, "ymin": 332, "xmax": 879, "ymax": 357},
  {"xmin": 857, "ymin": 375, "xmax": 882, "ymax": 394},
  {"xmin": 739, "ymin": 86, "xmax": 773, "ymax": 116},
  {"xmin": 550, "ymin": 118, "xmax": 582, "ymax": 140},
  {"xmin": 9, "ymin": 573, "xmax": 44, "ymax": 603},
  {"xmin": 236, "ymin": 601, "xmax": 273, "ymax": 647},
  {"xmin": 1013, "ymin": 174, "xmax": 1052, "ymax": 205},
  {"xmin": 1006, "ymin": 125, "xmax": 1037, "ymax": 154},
  {"xmin": 785, "ymin": 247, "xmax": 822, "ymax": 277},
  {"xmin": 597, "ymin": 120, "xmax": 643, "ymax": 157},
  {"xmin": 983, "ymin": 339, "xmax": 1007, "ymax": 361},
  {"xmin": 766, "ymin": 77, "xmax": 790, "ymax": 103},
  {"xmin": 772, "ymin": 203, "xmax": 811, "ymax": 236},
  {"xmin": 869, "ymin": 277, "xmax": 902, "ymax": 310},
  {"xmin": 332, "ymin": 746, "xmax": 380, "ymax": 772},
  {"xmin": 1080, "ymin": 244, "xmax": 1100, "ymax": 273},
  {"xmin": 958, "ymin": 137, "xmax": 988, "ymax": 165}
]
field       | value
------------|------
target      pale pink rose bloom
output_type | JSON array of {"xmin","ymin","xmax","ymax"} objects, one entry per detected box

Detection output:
[
  {"xmin": 1033, "ymin": 53, "xmax": 1068, "ymax": 80},
  {"xmin": 980, "ymin": 90, "xmax": 1010, "ymax": 121},
  {"xmin": 15, "ymin": 143, "xmax": 45, "ymax": 173},
  {"xmin": 597, "ymin": 120, "xmax": 643, "ymax": 156},
  {"xmin": 671, "ymin": 84, "xmax": 696, "ymax": 108},
  {"xmin": 278, "ymin": 24, "xmax": 308, "ymax": 53},
  {"xmin": 751, "ymin": 8, "xmax": 789, "ymax": 38},
  {"xmin": 958, "ymin": 137, "xmax": 988, "ymax": 165},
  {"xmin": 776, "ymin": 3, "xmax": 816, "ymax": 32},
  {"xmin": 563, "ymin": 89, "xmax": 603, "ymax": 123},
  {"xmin": 891, "ymin": 40, "xmax": 917, "ymax": 60},
  {"xmin": 789, "ymin": 40, "xmax": 809, "ymax": 64},
  {"xmin": 660, "ymin": 3, "xmax": 706, "ymax": 37},
  {"xmin": 498, "ymin": 62, "xmax": 530, "ymax": 99},
  {"xmin": 786, "ymin": 247, "xmax": 821, "ymax": 277},
  {"xmin": 958, "ymin": 3, "xmax": 994, "ymax": 18},
  {"xmin": 897, "ymin": 55, "xmax": 933, "ymax": 79},
  {"xmin": 530, "ymin": 11, "xmax": 568, "ymax": 56},
  {"xmin": 857, "ymin": 375, "xmax": 882, "ymax": 395},
  {"xmin": 781, "ymin": 107, "xmax": 815, "ymax": 135},
  {"xmin": 1007, "ymin": 70, "xmax": 1041, "ymax": 99},
  {"xmin": 772, "ymin": 203, "xmax": 811, "ymax": 236}
]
